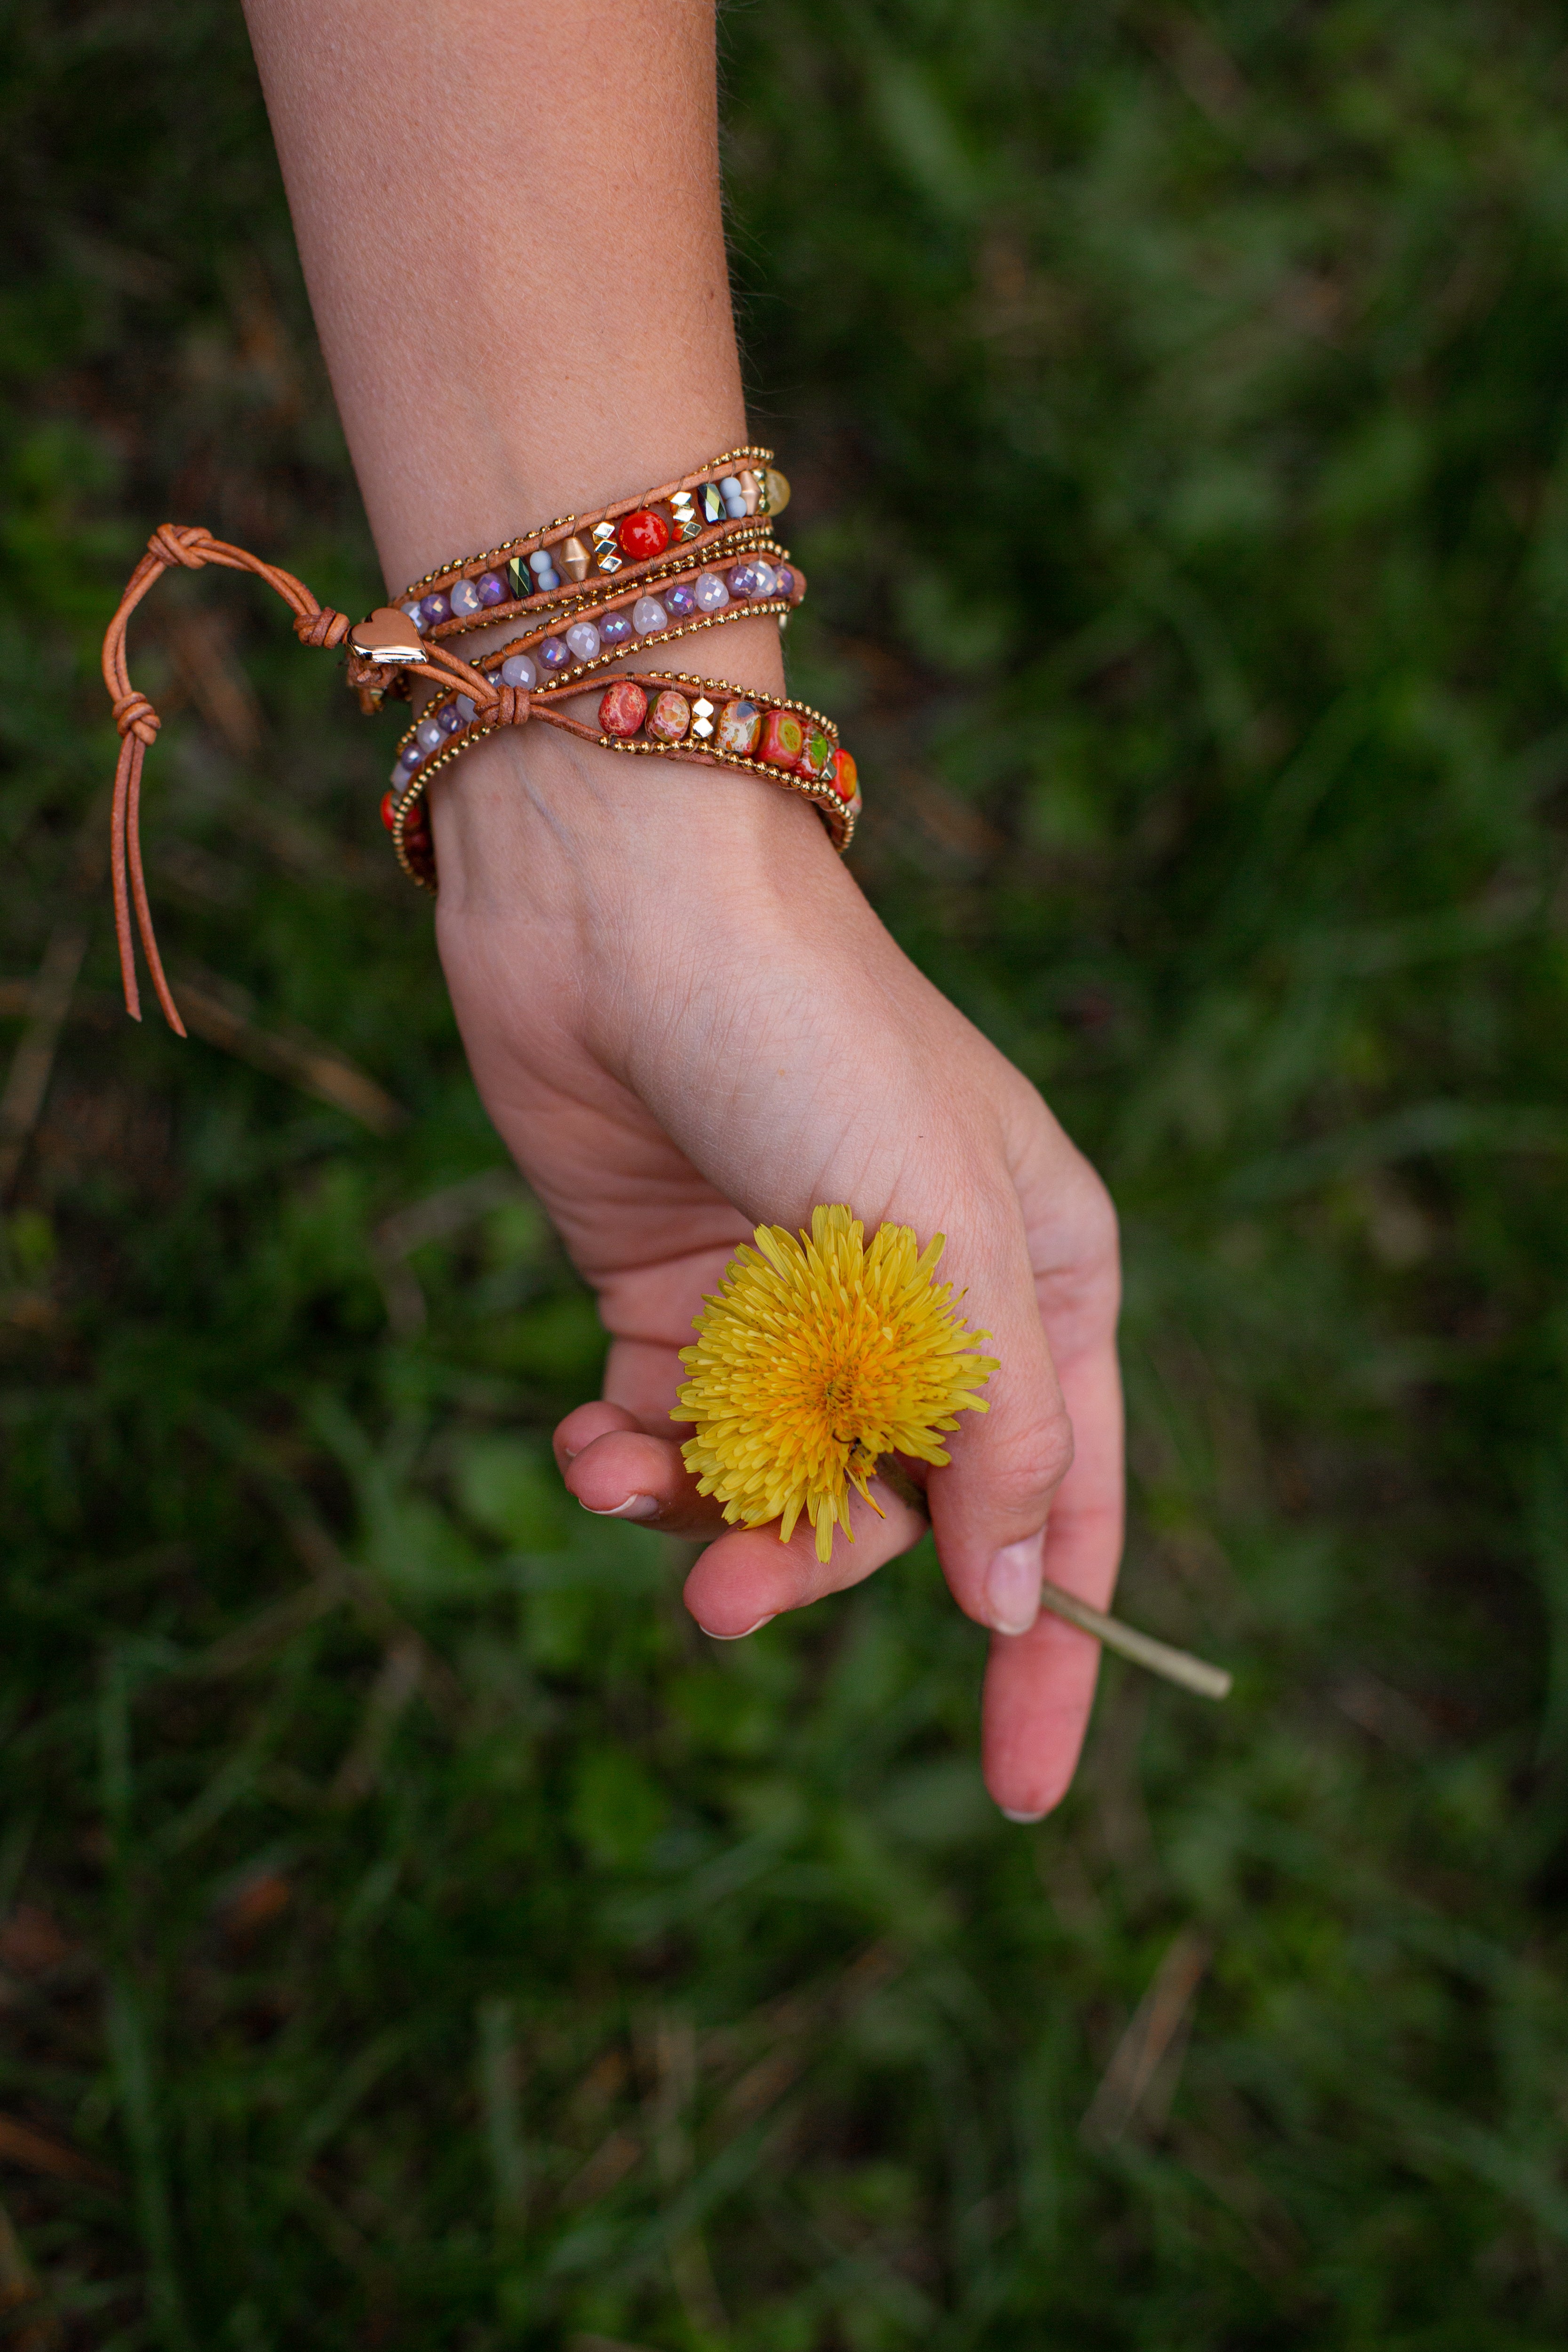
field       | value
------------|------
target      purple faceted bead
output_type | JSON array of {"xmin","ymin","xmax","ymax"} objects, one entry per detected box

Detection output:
[
  {"xmin": 774, "ymin": 565, "xmax": 796, "ymax": 598},
  {"xmin": 421, "ymin": 591, "xmax": 451, "ymax": 628},
  {"xmin": 536, "ymin": 636, "xmax": 571, "ymax": 672},
  {"xmin": 477, "ymin": 570, "xmax": 506, "ymax": 606},
  {"xmin": 663, "ymin": 582, "xmax": 697, "ymax": 618},
  {"xmin": 726, "ymin": 562, "xmax": 764, "ymax": 599},
  {"xmin": 500, "ymin": 652, "xmax": 537, "ymax": 689},
  {"xmin": 415, "ymin": 718, "xmax": 445, "ymax": 755},
  {"xmin": 694, "ymin": 572, "xmax": 729, "ymax": 612},
  {"xmin": 599, "ymin": 610, "xmax": 633, "ymax": 647},
  {"xmin": 437, "ymin": 702, "xmax": 462, "ymax": 734},
  {"xmin": 449, "ymin": 578, "xmax": 482, "ymax": 618}
]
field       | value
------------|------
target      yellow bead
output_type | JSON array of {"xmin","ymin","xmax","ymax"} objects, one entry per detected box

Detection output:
[{"xmin": 763, "ymin": 468, "xmax": 791, "ymax": 515}]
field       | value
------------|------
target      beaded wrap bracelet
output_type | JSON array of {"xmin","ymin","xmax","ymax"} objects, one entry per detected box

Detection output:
[
  {"xmin": 389, "ymin": 669, "xmax": 860, "ymax": 890},
  {"xmin": 391, "ymin": 544, "xmax": 805, "ymax": 797},
  {"xmin": 100, "ymin": 487, "xmax": 858, "ymax": 1034},
  {"xmin": 400, "ymin": 445, "xmax": 786, "ymax": 644}
]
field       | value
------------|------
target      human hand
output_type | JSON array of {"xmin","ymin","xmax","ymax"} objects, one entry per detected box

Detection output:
[{"xmin": 429, "ymin": 640, "xmax": 1123, "ymax": 1820}]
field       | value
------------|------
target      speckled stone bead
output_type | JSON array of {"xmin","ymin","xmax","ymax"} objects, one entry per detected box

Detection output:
[
  {"xmin": 716, "ymin": 698, "xmax": 761, "ymax": 755},
  {"xmin": 831, "ymin": 750, "xmax": 859, "ymax": 803},
  {"xmin": 416, "ymin": 717, "xmax": 445, "ymax": 754},
  {"xmin": 759, "ymin": 709, "xmax": 805, "ymax": 770},
  {"xmin": 619, "ymin": 509, "xmax": 671, "ymax": 561},
  {"xmin": 500, "ymin": 652, "xmax": 538, "ymax": 690},
  {"xmin": 420, "ymin": 591, "xmax": 451, "ymax": 628},
  {"xmin": 381, "ymin": 790, "xmax": 399, "ymax": 829},
  {"xmin": 536, "ymin": 636, "xmax": 571, "ymax": 674},
  {"xmin": 802, "ymin": 725, "xmax": 833, "ymax": 778},
  {"xmin": 632, "ymin": 596, "xmax": 668, "ymax": 634},
  {"xmin": 694, "ymin": 572, "xmax": 730, "ymax": 612},
  {"xmin": 599, "ymin": 610, "xmax": 633, "ymax": 648},
  {"xmin": 649, "ymin": 690, "xmax": 692, "ymax": 742},
  {"xmin": 477, "ymin": 571, "xmax": 506, "ymax": 606},
  {"xmin": 663, "ymin": 582, "xmax": 697, "ymax": 619},
  {"xmin": 565, "ymin": 620, "xmax": 602, "ymax": 662},
  {"xmin": 449, "ymin": 578, "xmax": 482, "ymax": 618},
  {"xmin": 599, "ymin": 680, "xmax": 648, "ymax": 737}
]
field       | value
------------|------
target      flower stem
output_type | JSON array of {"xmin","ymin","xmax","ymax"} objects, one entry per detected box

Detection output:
[{"xmin": 875, "ymin": 1462, "xmax": 1232, "ymax": 1701}]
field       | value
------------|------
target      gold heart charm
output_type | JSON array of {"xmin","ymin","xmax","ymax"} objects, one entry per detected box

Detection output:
[{"xmin": 350, "ymin": 605, "xmax": 425, "ymax": 664}]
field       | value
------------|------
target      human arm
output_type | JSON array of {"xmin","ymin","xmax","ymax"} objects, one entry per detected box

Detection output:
[{"xmin": 240, "ymin": 0, "xmax": 1123, "ymax": 1816}]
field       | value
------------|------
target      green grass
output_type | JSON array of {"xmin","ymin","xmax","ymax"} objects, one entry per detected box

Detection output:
[{"xmin": 6, "ymin": 1, "xmax": 1568, "ymax": 2343}]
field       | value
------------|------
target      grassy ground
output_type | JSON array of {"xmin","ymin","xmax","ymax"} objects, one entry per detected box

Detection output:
[{"xmin": 5, "ymin": 1, "xmax": 1568, "ymax": 2344}]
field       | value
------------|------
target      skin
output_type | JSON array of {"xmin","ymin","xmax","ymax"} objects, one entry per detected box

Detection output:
[{"xmin": 243, "ymin": 0, "xmax": 1123, "ymax": 1817}]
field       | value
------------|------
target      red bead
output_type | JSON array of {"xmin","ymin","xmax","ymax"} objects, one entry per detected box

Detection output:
[
  {"xmin": 759, "ymin": 708, "xmax": 805, "ymax": 770},
  {"xmin": 380, "ymin": 790, "xmax": 398, "ymax": 831},
  {"xmin": 599, "ymin": 680, "xmax": 648, "ymax": 736},
  {"xmin": 617, "ymin": 508, "xmax": 670, "ymax": 561},
  {"xmin": 831, "ymin": 749, "xmax": 859, "ymax": 803}
]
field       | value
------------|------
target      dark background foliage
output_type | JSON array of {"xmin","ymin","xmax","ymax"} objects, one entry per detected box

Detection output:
[{"xmin": 4, "ymin": 1, "xmax": 1568, "ymax": 2344}]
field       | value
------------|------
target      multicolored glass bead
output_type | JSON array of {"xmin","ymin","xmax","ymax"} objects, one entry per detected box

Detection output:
[
  {"xmin": 649, "ymin": 690, "xmax": 692, "ymax": 742},
  {"xmin": 759, "ymin": 709, "xmax": 805, "ymax": 770},
  {"xmin": 716, "ymin": 698, "xmax": 760, "ymax": 755}
]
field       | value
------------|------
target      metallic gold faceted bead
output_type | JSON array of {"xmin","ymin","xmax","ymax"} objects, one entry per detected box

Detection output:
[
  {"xmin": 558, "ymin": 534, "xmax": 591, "ymax": 583},
  {"xmin": 763, "ymin": 468, "xmax": 790, "ymax": 515},
  {"xmin": 591, "ymin": 520, "xmax": 623, "ymax": 574}
]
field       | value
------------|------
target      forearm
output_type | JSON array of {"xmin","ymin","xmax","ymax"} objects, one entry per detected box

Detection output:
[{"xmin": 242, "ymin": 0, "xmax": 752, "ymax": 588}]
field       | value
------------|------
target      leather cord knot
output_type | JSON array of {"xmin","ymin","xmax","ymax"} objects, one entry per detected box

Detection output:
[
  {"xmin": 147, "ymin": 522, "xmax": 215, "ymax": 570},
  {"xmin": 295, "ymin": 606, "xmax": 351, "ymax": 651},
  {"xmin": 112, "ymin": 691, "xmax": 161, "ymax": 746},
  {"xmin": 486, "ymin": 683, "xmax": 531, "ymax": 728}
]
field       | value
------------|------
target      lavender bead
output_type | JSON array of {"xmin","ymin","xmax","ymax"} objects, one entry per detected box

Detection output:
[
  {"xmin": 750, "ymin": 561, "xmax": 778, "ymax": 599},
  {"xmin": 421, "ymin": 591, "xmax": 451, "ymax": 628},
  {"xmin": 391, "ymin": 750, "xmax": 419, "ymax": 786},
  {"xmin": 774, "ymin": 565, "xmax": 796, "ymax": 598},
  {"xmin": 693, "ymin": 572, "xmax": 730, "ymax": 612},
  {"xmin": 500, "ymin": 652, "xmax": 537, "ymax": 690},
  {"xmin": 536, "ymin": 636, "xmax": 571, "ymax": 673},
  {"xmin": 400, "ymin": 600, "xmax": 423, "ymax": 625},
  {"xmin": 437, "ymin": 702, "xmax": 462, "ymax": 734},
  {"xmin": 449, "ymin": 578, "xmax": 482, "ymax": 618},
  {"xmin": 632, "ymin": 596, "xmax": 668, "ymax": 634},
  {"xmin": 663, "ymin": 582, "xmax": 697, "ymax": 618},
  {"xmin": 726, "ymin": 561, "xmax": 764, "ymax": 599},
  {"xmin": 565, "ymin": 620, "xmax": 601, "ymax": 662},
  {"xmin": 455, "ymin": 694, "xmax": 477, "ymax": 724},
  {"xmin": 416, "ymin": 718, "xmax": 445, "ymax": 754},
  {"xmin": 477, "ymin": 570, "xmax": 506, "ymax": 606},
  {"xmin": 599, "ymin": 610, "xmax": 633, "ymax": 647}
]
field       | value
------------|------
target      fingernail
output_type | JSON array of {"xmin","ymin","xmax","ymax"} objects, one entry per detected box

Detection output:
[
  {"xmin": 1001, "ymin": 1807, "xmax": 1047, "ymax": 1824},
  {"xmin": 582, "ymin": 1494, "xmax": 659, "ymax": 1520},
  {"xmin": 698, "ymin": 1614, "xmax": 777, "ymax": 1641},
  {"xmin": 985, "ymin": 1531, "xmax": 1043, "ymax": 1635}
]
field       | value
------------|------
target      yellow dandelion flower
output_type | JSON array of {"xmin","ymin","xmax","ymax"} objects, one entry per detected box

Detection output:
[{"xmin": 672, "ymin": 1204, "xmax": 999, "ymax": 1565}]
